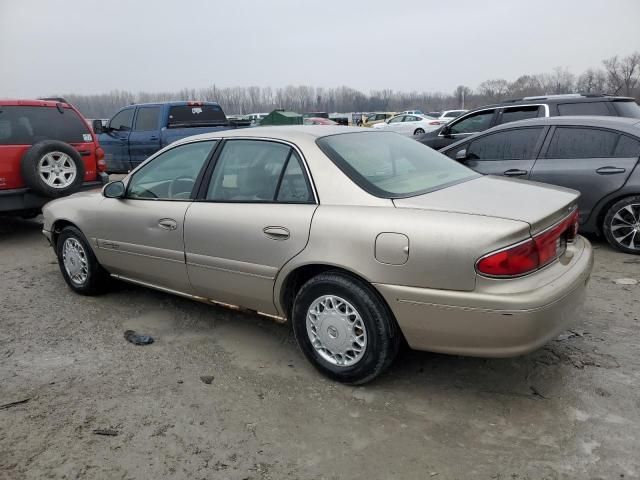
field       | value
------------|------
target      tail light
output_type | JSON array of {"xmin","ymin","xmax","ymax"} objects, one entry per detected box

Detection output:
[
  {"xmin": 429, "ymin": 121, "xmax": 442, "ymax": 125},
  {"xmin": 187, "ymin": 101, "xmax": 203, "ymax": 106},
  {"xmin": 476, "ymin": 209, "xmax": 579, "ymax": 277}
]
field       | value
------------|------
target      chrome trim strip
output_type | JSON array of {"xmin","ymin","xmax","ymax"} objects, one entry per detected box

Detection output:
[{"xmin": 186, "ymin": 261, "xmax": 275, "ymax": 280}]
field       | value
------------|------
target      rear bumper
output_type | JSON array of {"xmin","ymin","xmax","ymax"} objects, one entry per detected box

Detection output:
[
  {"xmin": 375, "ymin": 236, "xmax": 594, "ymax": 357},
  {"xmin": 0, "ymin": 173, "xmax": 108, "ymax": 214}
]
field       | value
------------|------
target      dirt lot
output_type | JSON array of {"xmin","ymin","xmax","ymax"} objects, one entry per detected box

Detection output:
[{"xmin": 0, "ymin": 216, "xmax": 639, "ymax": 480}]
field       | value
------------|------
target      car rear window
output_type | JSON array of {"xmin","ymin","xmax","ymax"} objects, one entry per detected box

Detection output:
[
  {"xmin": 167, "ymin": 104, "xmax": 227, "ymax": 128},
  {"xmin": 316, "ymin": 131, "xmax": 478, "ymax": 198},
  {"xmin": 0, "ymin": 106, "xmax": 91, "ymax": 145},
  {"xmin": 557, "ymin": 102, "xmax": 611, "ymax": 116},
  {"xmin": 613, "ymin": 100, "xmax": 640, "ymax": 119}
]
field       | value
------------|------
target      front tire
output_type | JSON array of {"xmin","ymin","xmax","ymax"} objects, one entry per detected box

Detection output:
[
  {"xmin": 56, "ymin": 226, "xmax": 111, "ymax": 295},
  {"xmin": 602, "ymin": 196, "xmax": 640, "ymax": 254},
  {"xmin": 291, "ymin": 272, "xmax": 400, "ymax": 385}
]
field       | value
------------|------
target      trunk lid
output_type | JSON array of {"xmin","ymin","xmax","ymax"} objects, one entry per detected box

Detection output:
[{"xmin": 393, "ymin": 175, "xmax": 579, "ymax": 234}]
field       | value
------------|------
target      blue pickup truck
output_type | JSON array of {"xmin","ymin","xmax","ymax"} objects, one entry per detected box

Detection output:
[{"xmin": 92, "ymin": 101, "xmax": 250, "ymax": 173}]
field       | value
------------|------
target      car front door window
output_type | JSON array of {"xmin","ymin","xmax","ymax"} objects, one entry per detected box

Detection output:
[
  {"xmin": 109, "ymin": 108, "xmax": 134, "ymax": 131},
  {"xmin": 127, "ymin": 140, "xmax": 216, "ymax": 200},
  {"xmin": 448, "ymin": 110, "xmax": 495, "ymax": 135}
]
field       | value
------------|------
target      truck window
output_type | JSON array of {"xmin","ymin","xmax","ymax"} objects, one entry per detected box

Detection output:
[
  {"xmin": 134, "ymin": 106, "xmax": 161, "ymax": 131},
  {"xmin": 167, "ymin": 104, "xmax": 227, "ymax": 128},
  {"xmin": 110, "ymin": 108, "xmax": 134, "ymax": 131}
]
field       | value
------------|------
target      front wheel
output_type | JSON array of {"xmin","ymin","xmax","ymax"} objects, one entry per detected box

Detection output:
[
  {"xmin": 413, "ymin": 128, "xmax": 425, "ymax": 135},
  {"xmin": 291, "ymin": 272, "xmax": 400, "ymax": 385},
  {"xmin": 56, "ymin": 226, "xmax": 112, "ymax": 294}
]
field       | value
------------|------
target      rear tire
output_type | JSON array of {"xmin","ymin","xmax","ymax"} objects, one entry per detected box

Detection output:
[
  {"xmin": 21, "ymin": 140, "xmax": 85, "ymax": 197},
  {"xmin": 602, "ymin": 196, "xmax": 640, "ymax": 254},
  {"xmin": 413, "ymin": 128, "xmax": 425, "ymax": 135},
  {"xmin": 56, "ymin": 226, "xmax": 111, "ymax": 295},
  {"xmin": 291, "ymin": 272, "xmax": 400, "ymax": 385}
]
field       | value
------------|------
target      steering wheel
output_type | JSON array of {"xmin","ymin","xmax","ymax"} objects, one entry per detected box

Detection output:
[{"xmin": 168, "ymin": 176, "xmax": 196, "ymax": 199}]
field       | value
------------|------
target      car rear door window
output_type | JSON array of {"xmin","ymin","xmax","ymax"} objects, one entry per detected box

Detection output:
[
  {"xmin": 557, "ymin": 102, "xmax": 611, "ymax": 116},
  {"xmin": 388, "ymin": 116, "xmax": 404, "ymax": 124},
  {"xmin": 612, "ymin": 100, "xmax": 640, "ymax": 118},
  {"xmin": 614, "ymin": 135, "xmax": 640, "ymax": 157},
  {"xmin": 134, "ymin": 106, "xmax": 161, "ymax": 131},
  {"xmin": 207, "ymin": 140, "xmax": 293, "ymax": 202},
  {"xmin": 544, "ymin": 127, "xmax": 619, "ymax": 158},
  {"xmin": 449, "ymin": 110, "xmax": 495, "ymax": 135},
  {"xmin": 467, "ymin": 127, "xmax": 543, "ymax": 160},
  {"xmin": 276, "ymin": 151, "xmax": 313, "ymax": 203},
  {"xmin": 499, "ymin": 106, "xmax": 542, "ymax": 125},
  {"xmin": 109, "ymin": 108, "xmax": 134, "ymax": 131},
  {"xmin": 0, "ymin": 106, "xmax": 91, "ymax": 145}
]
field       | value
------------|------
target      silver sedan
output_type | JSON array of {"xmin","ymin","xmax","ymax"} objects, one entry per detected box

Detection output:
[{"xmin": 42, "ymin": 126, "xmax": 593, "ymax": 384}]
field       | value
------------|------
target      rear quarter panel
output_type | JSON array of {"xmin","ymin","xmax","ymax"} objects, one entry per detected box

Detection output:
[{"xmin": 274, "ymin": 205, "xmax": 531, "ymax": 309}]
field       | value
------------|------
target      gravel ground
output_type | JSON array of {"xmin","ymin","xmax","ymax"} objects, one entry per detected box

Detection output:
[{"xmin": 1, "ymin": 216, "xmax": 639, "ymax": 480}]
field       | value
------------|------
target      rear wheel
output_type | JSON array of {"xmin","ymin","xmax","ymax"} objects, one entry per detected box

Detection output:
[
  {"xmin": 291, "ymin": 272, "xmax": 400, "ymax": 385},
  {"xmin": 413, "ymin": 128, "xmax": 425, "ymax": 135},
  {"xmin": 56, "ymin": 226, "xmax": 111, "ymax": 294},
  {"xmin": 602, "ymin": 196, "xmax": 640, "ymax": 254},
  {"xmin": 21, "ymin": 141, "xmax": 85, "ymax": 197}
]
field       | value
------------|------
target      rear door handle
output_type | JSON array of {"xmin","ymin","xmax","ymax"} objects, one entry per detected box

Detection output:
[
  {"xmin": 263, "ymin": 226, "xmax": 290, "ymax": 240},
  {"xmin": 503, "ymin": 169, "xmax": 528, "ymax": 177},
  {"xmin": 158, "ymin": 218, "xmax": 178, "ymax": 231},
  {"xmin": 596, "ymin": 166, "xmax": 626, "ymax": 175}
]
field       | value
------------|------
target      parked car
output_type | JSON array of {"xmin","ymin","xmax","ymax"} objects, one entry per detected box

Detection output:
[
  {"xmin": 0, "ymin": 98, "xmax": 108, "ymax": 217},
  {"xmin": 43, "ymin": 127, "xmax": 593, "ymax": 384},
  {"xmin": 418, "ymin": 94, "xmax": 640, "ymax": 150},
  {"xmin": 372, "ymin": 114, "xmax": 442, "ymax": 136},
  {"xmin": 437, "ymin": 110, "xmax": 468, "ymax": 122},
  {"xmin": 243, "ymin": 112, "xmax": 268, "ymax": 125},
  {"xmin": 303, "ymin": 117, "xmax": 338, "ymax": 125},
  {"xmin": 440, "ymin": 116, "xmax": 640, "ymax": 254},
  {"xmin": 399, "ymin": 110, "xmax": 424, "ymax": 116},
  {"xmin": 362, "ymin": 112, "xmax": 396, "ymax": 127},
  {"xmin": 94, "ymin": 101, "xmax": 251, "ymax": 173}
]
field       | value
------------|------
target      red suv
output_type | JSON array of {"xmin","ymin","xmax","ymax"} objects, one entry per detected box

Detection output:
[{"xmin": 0, "ymin": 98, "xmax": 108, "ymax": 217}]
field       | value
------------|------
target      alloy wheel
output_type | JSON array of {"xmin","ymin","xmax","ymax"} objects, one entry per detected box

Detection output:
[
  {"xmin": 610, "ymin": 203, "xmax": 640, "ymax": 251},
  {"xmin": 38, "ymin": 151, "xmax": 77, "ymax": 188},
  {"xmin": 62, "ymin": 238, "xmax": 89, "ymax": 285}
]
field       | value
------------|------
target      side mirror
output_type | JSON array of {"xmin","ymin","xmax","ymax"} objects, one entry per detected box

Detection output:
[
  {"xmin": 441, "ymin": 125, "xmax": 451, "ymax": 137},
  {"xmin": 455, "ymin": 149, "xmax": 468, "ymax": 161},
  {"xmin": 92, "ymin": 119, "xmax": 104, "ymax": 135},
  {"xmin": 103, "ymin": 180, "xmax": 125, "ymax": 199}
]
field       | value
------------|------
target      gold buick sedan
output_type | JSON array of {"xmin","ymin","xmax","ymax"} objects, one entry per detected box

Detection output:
[{"xmin": 42, "ymin": 127, "xmax": 593, "ymax": 384}]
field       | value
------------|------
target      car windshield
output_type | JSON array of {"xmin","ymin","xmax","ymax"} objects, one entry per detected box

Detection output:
[{"xmin": 316, "ymin": 131, "xmax": 478, "ymax": 198}]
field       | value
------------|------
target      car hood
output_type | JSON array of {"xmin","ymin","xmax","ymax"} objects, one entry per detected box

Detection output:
[{"xmin": 393, "ymin": 175, "xmax": 580, "ymax": 234}]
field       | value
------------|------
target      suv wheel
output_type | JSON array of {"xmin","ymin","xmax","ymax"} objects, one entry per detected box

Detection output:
[
  {"xmin": 602, "ymin": 196, "xmax": 640, "ymax": 254},
  {"xmin": 291, "ymin": 272, "xmax": 400, "ymax": 385},
  {"xmin": 56, "ymin": 226, "xmax": 111, "ymax": 295},
  {"xmin": 21, "ymin": 140, "xmax": 85, "ymax": 197}
]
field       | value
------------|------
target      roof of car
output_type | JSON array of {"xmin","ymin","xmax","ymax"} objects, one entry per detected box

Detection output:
[
  {"xmin": 441, "ymin": 116, "xmax": 640, "ymax": 152},
  {"xmin": 488, "ymin": 115, "xmax": 640, "ymax": 134},
  {"xmin": 0, "ymin": 99, "xmax": 72, "ymax": 108},
  {"xmin": 468, "ymin": 94, "xmax": 635, "ymax": 112},
  {"xmin": 181, "ymin": 125, "xmax": 370, "ymax": 144}
]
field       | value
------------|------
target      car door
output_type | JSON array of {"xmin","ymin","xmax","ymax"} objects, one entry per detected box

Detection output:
[
  {"xmin": 100, "ymin": 107, "xmax": 135, "ymax": 172},
  {"xmin": 446, "ymin": 127, "xmax": 545, "ymax": 178},
  {"xmin": 184, "ymin": 139, "xmax": 317, "ymax": 314},
  {"xmin": 385, "ymin": 115, "xmax": 405, "ymax": 133},
  {"xmin": 530, "ymin": 126, "xmax": 640, "ymax": 223},
  {"xmin": 400, "ymin": 115, "xmax": 420, "ymax": 135},
  {"xmin": 128, "ymin": 105, "xmax": 162, "ymax": 168},
  {"xmin": 93, "ymin": 140, "xmax": 217, "ymax": 292}
]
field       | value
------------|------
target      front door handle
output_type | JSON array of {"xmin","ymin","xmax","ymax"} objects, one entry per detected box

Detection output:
[
  {"xmin": 149, "ymin": 136, "xmax": 159, "ymax": 141},
  {"xmin": 503, "ymin": 169, "xmax": 528, "ymax": 177},
  {"xmin": 263, "ymin": 226, "xmax": 290, "ymax": 240},
  {"xmin": 596, "ymin": 166, "xmax": 626, "ymax": 175},
  {"xmin": 158, "ymin": 218, "xmax": 178, "ymax": 231}
]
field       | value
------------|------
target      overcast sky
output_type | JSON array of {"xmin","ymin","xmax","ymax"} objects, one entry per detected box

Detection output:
[{"xmin": 1, "ymin": 0, "xmax": 638, "ymax": 98}]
